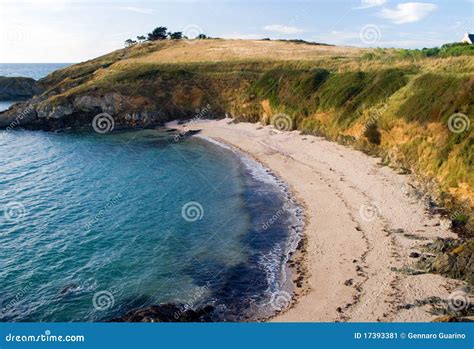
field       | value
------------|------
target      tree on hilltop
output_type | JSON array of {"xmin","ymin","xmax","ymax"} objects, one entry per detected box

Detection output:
[
  {"xmin": 124, "ymin": 39, "xmax": 137, "ymax": 48},
  {"xmin": 147, "ymin": 27, "xmax": 168, "ymax": 41},
  {"xmin": 169, "ymin": 32, "xmax": 183, "ymax": 40},
  {"xmin": 137, "ymin": 35, "xmax": 146, "ymax": 42}
]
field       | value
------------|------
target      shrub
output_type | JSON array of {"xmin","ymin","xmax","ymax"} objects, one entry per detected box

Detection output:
[{"xmin": 363, "ymin": 122, "xmax": 382, "ymax": 145}]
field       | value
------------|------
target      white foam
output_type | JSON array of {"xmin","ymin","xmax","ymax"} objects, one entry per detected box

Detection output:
[{"xmin": 197, "ymin": 134, "xmax": 305, "ymax": 311}]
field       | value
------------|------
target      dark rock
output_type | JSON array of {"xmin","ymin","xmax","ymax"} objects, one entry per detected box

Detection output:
[
  {"xmin": 59, "ymin": 283, "xmax": 79, "ymax": 295},
  {"xmin": 0, "ymin": 77, "xmax": 43, "ymax": 100},
  {"xmin": 108, "ymin": 303, "xmax": 215, "ymax": 322},
  {"xmin": 429, "ymin": 240, "xmax": 474, "ymax": 283},
  {"xmin": 409, "ymin": 252, "xmax": 421, "ymax": 258}
]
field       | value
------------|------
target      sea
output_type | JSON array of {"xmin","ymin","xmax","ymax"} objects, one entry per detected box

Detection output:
[{"xmin": 0, "ymin": 64, "xmax": 303, "ymax": 321}]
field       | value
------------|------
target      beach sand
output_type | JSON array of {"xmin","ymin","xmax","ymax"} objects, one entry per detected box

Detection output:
[{"xmin": 172, "ymin": 118, "xmax": 464, "ymax": 322}]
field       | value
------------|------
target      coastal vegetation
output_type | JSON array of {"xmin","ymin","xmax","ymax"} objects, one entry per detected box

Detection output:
[
  {"xmin": 1, "ymin": 38, "xmax": 472, "ymax": 236},
  {"xmin": 124, "ymin": 26, "xmax": 208, "ymax": 47}
]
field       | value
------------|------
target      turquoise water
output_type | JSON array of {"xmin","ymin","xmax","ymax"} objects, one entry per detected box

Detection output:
[{"xmin": 0, "ymin": 129, "xmax": 302, "ymax": 321}]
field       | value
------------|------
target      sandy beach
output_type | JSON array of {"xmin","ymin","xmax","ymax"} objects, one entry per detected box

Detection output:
[{"xmin": 172, "ymin": 118, "xmax": 465, "ymax": 322}]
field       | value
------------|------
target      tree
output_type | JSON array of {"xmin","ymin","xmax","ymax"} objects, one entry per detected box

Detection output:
[
  {"xmin": 169, "ymin": 31, "xmax": 183, "ymax": 40},
  {"xmin": 124, "ymin": 39, "xmax": 137, "ymax": 48},
  {"xmin": 147, "ymin": 26, "xmax": 168, "ymax": 41},
  {"xmin": 137, "ymin": 35, "xmax": 146, "ymax": 42},
  {"xmin": 197, "ymin": 34, "xmax": 207, "ymax": 39}
]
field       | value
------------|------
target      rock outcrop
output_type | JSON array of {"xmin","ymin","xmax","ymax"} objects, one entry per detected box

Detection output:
[
  {"xmin": 0, "ymin": 92, "xmax": 176, "ymax": 130},
  {"xmin": 0, "ymin": 77, "xmax": 43, "ymax": 100},
  {"xmin": 108, "ymin": 303, "xmax": 215, "ymax": 322},
  {"xmin": 430, "ymin": 240, "xmax": 474, "ymax": 283}
]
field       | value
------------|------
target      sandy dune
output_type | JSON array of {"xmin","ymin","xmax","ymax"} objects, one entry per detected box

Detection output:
[{"xmin": 172, "ymin": 118, "xmax": 466, "ymax": 322}]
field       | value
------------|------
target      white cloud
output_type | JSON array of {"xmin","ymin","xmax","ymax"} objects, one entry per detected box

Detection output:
[
  {"xmin": 117, "ymin": 6, "xmax": 154, "ymax": 14},
  {"xmin": 263, "ymin": 24, "xmax": 304, "ymax": 35},
  {"xmin": 379, "ymin": 2, "xmax": 437, "ymax": 24},
  {"xmin": 358, "ymin": 0, "xmax": 387, "ymax": 8}
]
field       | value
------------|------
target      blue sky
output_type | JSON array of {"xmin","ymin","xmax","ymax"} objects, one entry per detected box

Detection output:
[{"xmin": 0, "ymin": 0, "xmax": 472, "ymax": 63}]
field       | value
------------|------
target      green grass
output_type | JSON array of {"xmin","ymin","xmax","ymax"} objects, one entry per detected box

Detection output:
[
  {"xmin": 396, "ymin": 74, "xmax": 472, "ymax": 123},
  {"xmin": 28, "ymin": 41, "xmax": 474, "ymax": 223}
]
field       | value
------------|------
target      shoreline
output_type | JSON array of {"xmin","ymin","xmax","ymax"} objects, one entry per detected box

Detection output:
[
  {"xmin": 172, "ymin": 118, "xmax": 466, "ymax": 322},
  {"xmin": 195, "ymin": 134, "xmax": 306, "ymax": 321}
]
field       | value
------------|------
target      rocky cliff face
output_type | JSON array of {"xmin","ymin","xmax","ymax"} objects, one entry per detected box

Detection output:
[
  {"xmin": 0, "ymin": 90, "xmax": 217, "ymax": 130},
  {"xmin": 0, "ymin": 77, "xmax": 43, "ymax": 100}
]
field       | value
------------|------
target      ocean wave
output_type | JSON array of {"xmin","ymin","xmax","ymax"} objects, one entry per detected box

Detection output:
[{"xmin": 196, "ymin": 134, "xmax": 305, "ymax": 318}]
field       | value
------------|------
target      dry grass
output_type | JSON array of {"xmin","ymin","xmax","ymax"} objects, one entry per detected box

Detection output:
[
  {"xmin": 33, "ymin": 39, "xmax": 474, "ymax": 223},
  {"xmin": 128, "ymin": 39, "xmax": 366, "ymax": 63}
]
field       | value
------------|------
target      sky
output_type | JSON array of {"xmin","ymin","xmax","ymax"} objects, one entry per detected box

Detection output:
[{"xmin": 0, "ymin": 0, "xmax": 472, "ymax": 63}]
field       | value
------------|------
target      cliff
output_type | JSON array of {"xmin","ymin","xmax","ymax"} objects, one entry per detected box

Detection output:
[{"xmin": 0, "ymin": 39, "xmax": 472, "ymax": 225}]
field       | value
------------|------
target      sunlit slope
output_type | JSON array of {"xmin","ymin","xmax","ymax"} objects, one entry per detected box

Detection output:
[{"xmin": 4, "ymin": 39, "xmax": 474, "ymax": 219}]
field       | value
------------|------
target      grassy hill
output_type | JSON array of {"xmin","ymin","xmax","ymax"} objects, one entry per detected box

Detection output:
[{"xmin": 2, "ymin": 38, "xmax": 473, "ymax": 227}]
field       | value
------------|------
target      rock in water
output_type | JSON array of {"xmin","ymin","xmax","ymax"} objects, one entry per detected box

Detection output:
[{"xmin": 108, "ymin": 303, "xmax": 215, "ymax": 322}]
